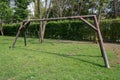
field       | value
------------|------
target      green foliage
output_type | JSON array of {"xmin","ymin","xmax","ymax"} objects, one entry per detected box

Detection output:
[
  {"xmin": 45, "ymin": 21, "xmax": 94, "ymax": 40},
  {"xmin": 0, "ymin": 0, "xmax": 9, "ymax": 3},
  {"xmin": 0, "ymin": 2, "xmax": 12, "ymax": 21},
  {"xmin": 14, "ymin": 8, "xmax": 29, "ymax": 21},
  {"xmin": 13, "ymin": 0, "xmax": 31, "ymax": 22},
  {"xmin": 100, "ymin": 19, "xmax": 120, "ymax": 42},
  {"xmin": 3, "ymin": 23, "xmax": 20, "ymax": 36},
  {"xmin": 15, "ymin": 0, "xmax": 31, "ymax": 9},
  {"xmin": 2, "ymin": 19, "xmax": 120, "ymax": 43},
  {"xmin": 50, "ymin": 0, "xmax": 110, "ymax": 18},
  {"xmin": 0, "ymin": 36, "xmax": 120, "ymax": 80}
]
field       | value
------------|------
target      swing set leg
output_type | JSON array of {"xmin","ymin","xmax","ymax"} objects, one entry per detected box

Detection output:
[
  {"xmin": 94, "ymin": 16, "xmax": 110, "ymax": 68},
  {"xmin": 23, "ymin": 21, "xmax": 30, "ymax": 46},
  {"xmin": 24, "ymin": 30, "xmax": 27, "ymax": 46},
  {"xmin": 10, "ymin": 30, "xmax": 21, "ymax": 49},
  {"xmin": 10, "ymin": 22, "xmax": 24, "ymax": 49}
]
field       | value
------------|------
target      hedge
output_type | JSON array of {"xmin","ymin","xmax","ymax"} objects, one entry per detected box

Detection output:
[
  {"xmin": 100, "ymin": 19, "xmax": 120, "ymax": 42},
  {"xmin": 2, "ymin": 19, "xmax": 120, "ymax": 43}
]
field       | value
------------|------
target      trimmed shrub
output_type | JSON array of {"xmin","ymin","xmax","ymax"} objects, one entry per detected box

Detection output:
[
  {"xmin": 3, "ymin": 23, "xmax": 20, "ymax": 36},
  {"xmin": 2, "ymin": 19, "xmax": 120, "ymax": 43},
  {"xmin": 100, "ymin": 19, "xmax": 120, "ymax": 42}
]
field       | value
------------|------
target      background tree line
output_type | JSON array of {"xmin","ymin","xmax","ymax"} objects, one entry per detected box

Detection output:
[
  {"xmin": 0, "ymin": 0, "xmax": 120, "ymax": 42},
  {"xmin": 1, "ymin": 0, "xmax": 120, "ymax": 23}
]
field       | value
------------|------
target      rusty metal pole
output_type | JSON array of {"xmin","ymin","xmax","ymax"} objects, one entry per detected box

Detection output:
[
  {"xmin": 94, "ymin": 16, "xmax": 110, "ymax": 68},
  {"xmin": 10, "ymin": 22, "xmax": 24, "ymax": 49}
]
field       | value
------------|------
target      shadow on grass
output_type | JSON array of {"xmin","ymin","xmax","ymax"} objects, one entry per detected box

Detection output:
[
  {"xmin": 43, "ymin": 51, "xmax": 104, "ymax": 68},
  {"xmin": 27, "ymin": 39, "xmax": 96, "ymax": 46},
  {"xmin": 16, "ymin": 47, "xmax": 104, "ymax": 68}
]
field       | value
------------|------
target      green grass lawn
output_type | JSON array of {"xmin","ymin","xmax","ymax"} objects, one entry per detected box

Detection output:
[{"xmin": 0, "ymin": 36, "xmax": 120, "ymax": 80}]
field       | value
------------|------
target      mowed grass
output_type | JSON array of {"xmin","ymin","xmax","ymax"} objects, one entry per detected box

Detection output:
[{"xmin": 0, "ymin": 36, "xmax": 120, "ymax": 80}]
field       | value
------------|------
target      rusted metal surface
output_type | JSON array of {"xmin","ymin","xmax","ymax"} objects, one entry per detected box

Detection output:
[{"xmin": 11, "ymin": 15, "xmax": 110, "ymax": 68}]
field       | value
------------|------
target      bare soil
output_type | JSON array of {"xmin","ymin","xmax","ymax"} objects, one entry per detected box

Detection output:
[
  {"xmin": 56, "ymin": 40, "xmax": 120, "ymax": 64},
  {"xmin": 104, "ymin": 43, "xmax": 120, "ymax": 64}
]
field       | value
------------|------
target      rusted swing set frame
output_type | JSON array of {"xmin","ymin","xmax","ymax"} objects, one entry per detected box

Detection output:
[{"xmin": 10, "ymin": 15, "xmax": 110, "ymax": 68}]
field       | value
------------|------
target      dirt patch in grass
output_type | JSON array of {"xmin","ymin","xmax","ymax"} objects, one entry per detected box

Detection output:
[
  {"xmin": 104, "ymin": 43, "xmax": 120, "ymax": 64},
  {"xmin": 56, "ymin": 40, "xmax": 120, "ymax": 64},
  {"xmin": 50, "ymin": 39, "xmax": 120, "ymax": 64}
]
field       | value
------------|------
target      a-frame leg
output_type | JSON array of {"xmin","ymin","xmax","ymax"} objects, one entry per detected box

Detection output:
[
  {"xmin": 80, "ymin": 16, "xmax": 110, "ymax": 68},
  {"xmin": 94, "ymin": 16, "xmax": 110, "ymax": 68},
  {"xmin": 10, "ymin": 22, "xmax": 24, "ymax": 49},
  {"xmin": 24, "ymin": 29, "xmax": 27, "ymax": 46},
  {"xmin": 23, "ymin": 21, "xmax": 30, "ymax": 46}
]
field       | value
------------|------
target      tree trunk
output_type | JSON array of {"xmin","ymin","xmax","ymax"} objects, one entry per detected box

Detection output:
[
  {"xmin": 41, "ymin": 0, "xmax": 51, "ymax": 43},
  {"xmin": 0, "ymin": 20, "xmax": 4, "ymax": 36},
  {"xmin": 114, "ymin": 0, "xmax": 118, "ymax": 18},
  {"xmin": 78, "ymin": 0, "xmax": 83, "ymax": 15},
  {"xmin": 94, "ymin": 0, "xmax": 102, "ymax": 44},
  {"xmin": 37, "ymin": 0, "xmax": 43, "ymax": 43},
  {"xmin": 34, "ymin": 0, "xmax": 38, "ymax": 18}
]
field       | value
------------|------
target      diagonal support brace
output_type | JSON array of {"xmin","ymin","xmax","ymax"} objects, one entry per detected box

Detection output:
[{"xmin": 80, "ymin": 17, "xmax": 97, "ymax": 31}]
